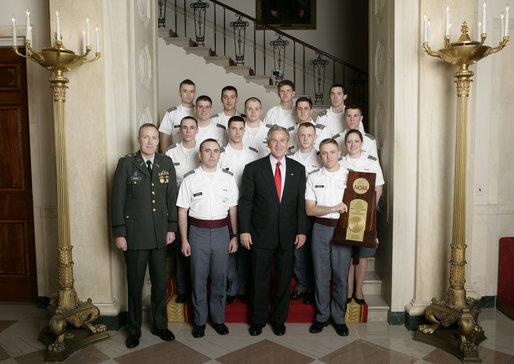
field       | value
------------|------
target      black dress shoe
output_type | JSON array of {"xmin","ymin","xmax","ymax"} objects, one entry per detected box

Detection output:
[
  {"xmin": 192, "ymin": 324, "xmax": 205, "ymax": 338},
  {"xmin": 290, "ymin": 290, "xmax": 305, "ymax": 300},
  {"xmin": 271, "ymin": 323, "xmax": 286, "ymax": 336},
  {"xmin": 303, "ymin": 293, "xmax": 314, "ymax": 305},
  {"xmin": 238, "ymin": 294, "xmax": 249, "ymax": 303},
  {"xmin": 211, "ymin": 322, "xmax": 229, "ymax": 335},
  {"xmin": 309, "ymin": 321, "xmax": 329, "ymax": 334},
  {"xmin": 125, "ymin": 333, "xmax": 141, "ymax": 348},
  {"xmin": 176, "ymin": 293, "xmax": 189, "ymax": 303},
  {"xmin": 333, "ymin": 323, "xmax": 349, "ymax": 336},
  {"xmin": 249, "ymin": 324, "xmax": 263, "ymax": 336},
  {"xmin": 151, "ymin": 328, "xmax": 175, "ymax": 341},
  {"xmin": 226, "ymin": 295, "xmax": 235, "ymax": 304}
]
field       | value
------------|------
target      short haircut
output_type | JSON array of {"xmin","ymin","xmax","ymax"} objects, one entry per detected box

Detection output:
[
  {"xmin": 138, "ymin": 123, "xmax": 158, "ymax": 136},
  {"xmin": 344, "ymin": 129, "xmax": 363, "ymax": 142},
  {"xmin": 221, "ymin": 85, "xmax": 238, "ymax": 97},
  {"xmin": 297, "ymin": 122, "xmax": 316, "ymax": 132},
  {"xmin": 278, "ymin": 79, "xmax": 295, "ymax": 91},
  {"xmin": 180, "ymin": 116, "xmax": 198, "ymax": 127},
  {"xmin": 195, "ymin": 95, "xmax": 212, "ymax": 104},
  {"xmin": 244, "ymin": 97, "xmax": 262, "ymax": 107},
  {"xmin": 199, "ymin": 138, "xmax": 220, "ymax": 152},
  {"xmin": 344, "ymin": 104, "xmax": 362, "ymax": 115},
  {"xmin": 179, "ymin": 79, "xmax": 195, "ymax": 88},
  {"xmin": 227, "ymin": 115, "xmax": 245, "ymax": 128},
  {"xmin": 319, "ymin": 137, "xmax": 339, "ymax": 150},
  {"xmin": 267, "ymin": 125, "xmax": 290, "ymax": 141},
  {"xmin": 329, "ymin": 83, "xmax": 345, "ymax": 93},
  {"xmin": 295, "ymin": 96, "xmax": 313, "ymax": 108}
]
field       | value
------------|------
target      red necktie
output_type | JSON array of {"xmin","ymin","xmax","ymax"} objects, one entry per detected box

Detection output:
[{"xmin": 275, "ymin": 161, "xmax": 282, "ymax": 201}]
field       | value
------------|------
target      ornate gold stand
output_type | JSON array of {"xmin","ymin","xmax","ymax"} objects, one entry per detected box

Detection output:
[
  {"xmin": 414, "ymin": 23, "xmax": 508, "ymax": 362},
  {"xmin": 13, "ymin": 39, "xmax": 109, "ymax": 361}
]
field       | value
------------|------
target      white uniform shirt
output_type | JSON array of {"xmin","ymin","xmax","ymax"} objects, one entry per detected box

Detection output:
[
  {"xmin": 211, "ymin": 111, "xmax": 241, "ymax": 129},
  {"xmin": 290, "ymin": 148, "xmax": 321, "ymax": 176},
  {"xmin": 219, "ymin": 144, "xmax": 259, "ymax": 188},
  {"xmin": 165, "ymin": 142, "xmax": 200, "ymax": 186},
  {"xmin": 242, "ymin": 121, "xmax": 271, "ymax": 157},
  {"xmin": 305, "ymin": 167, "xmax": 348, "ymax": 219},
  {"xmin": 332, "ymin": 130, "xmax": 379, "ymax": 161},
  {"xmin": 339, "ymin": 153, "xmax": 385, "ymax": 187},
  {"xmin": 196, "ymin": 120, "xmax": 227, "ymax": 146},
  {"xmin": 315, "ymin": 107, "xmax": 365, "ymax": 138},
  {"xmin": 158, "ymin": 105, "xmax": 194, "ymax": 143},
  {"xmin": 263, "ymin": 105, "xmax": 297, "ymax": 129},
  {"xmin": 176, "ymin": 167, "xmax": 239, "ymax": 220}
]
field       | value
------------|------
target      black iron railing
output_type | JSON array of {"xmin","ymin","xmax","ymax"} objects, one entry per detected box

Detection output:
[{"xmin": 158, "ymin": 0, "xmax": 368, "ymax": 110}]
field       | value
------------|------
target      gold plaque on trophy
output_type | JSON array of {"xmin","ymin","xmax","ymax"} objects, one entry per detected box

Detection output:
[{"xmin": 333, "ymin": 171, "xmax": 377, "ymax": 249}]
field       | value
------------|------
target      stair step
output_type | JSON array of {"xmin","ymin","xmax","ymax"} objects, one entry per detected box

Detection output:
[
  {"xmin": 165, "ymin": 37, "xmax": 194, "ymax": 48},
  {"xmin": 205, "ymin": 56, "xmax": 232, "ymax": 67},
  {"xmin": 245, "ymin": 75, "xmax": 272, "ymax": 86},
  {"xmin": 224, "ymin": 65, "xmax": 252, "ymax": 76},
  {"xmin": 364, "ymin": 294, "xmax": 389, "ymax": 322},
  {"xmin": 158, "ymin": 27, "xmax": 173, "ymax": 38},
  {"xmin": 367, "ymin": 257, "xmax": 375, "ymax": 272},
  {"xmin": 184, "ymin": 46, "xmax": 212, "ymax": 57},
  {"xmin": 362, "ymin": 270, "xmax": 382, "ymax": 295}
]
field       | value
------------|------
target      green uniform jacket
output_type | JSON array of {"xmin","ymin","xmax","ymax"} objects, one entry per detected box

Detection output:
[{"xmin": 111, "ymin": 151, "xmax": 178, "ymax": 249}]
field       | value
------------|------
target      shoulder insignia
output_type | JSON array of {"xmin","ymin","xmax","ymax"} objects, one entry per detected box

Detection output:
[
  {"xmin": 318, "ymin": 110, "xmax": 328, "ymax": 116},
  {"xmin": 338, "ymin": 156, "xmax": 343, "ymax": 161},
  {"xmin": 222, "ymin": 169, "xmax": 233, "ymax": 176},
  {"xmin": 183, "ymin": 169, "xmax": 195, "ymax": 178},
  {"xmin": 248, "ymin": 146, "xmax": 258, "ymax": 153},
  {"xmin": 287, "ymin": 126, "xmax": 295, "ymax": 131},
  {"xmin": 308, "ymin": 168, "xmax": 320, "ymax": 175},
  {"xmin": 315, "ymin": 123, "xmax": 325, "ymax": 129},
  {"xmin": 365, "ymin": 133, "xmax": 376, "ymax": 140},
  {"xmin": 167, "ymin": 106, "xmax": 177, "ymax": 112},
  {"xmin": 220, "ymin": 147, "xmax": 225, "ymax": 153},
  {"xmin": 367, "ymin": 155, "xmax": 377, "ymax": 161},
  {"xmin": 124, "ymin": 152, "xmax": 136, "ymax": 158},
  {"xmin": 216, "ymin": 123, "xmax": 226, "ymax": 130},
  {"xmin": 286, "ymin": 151, "xmax": 295, "ymax": 156},
  {"xmin": 166, "ymin": 144, "xmax": 177, "ymax": 151},
  {"xmin": 265, "ymin": 123, "xmax": 273, "ymax": 128},
  {"xmin": 332, "ymin": 133, "xmax": 341, "ymax": 140}
]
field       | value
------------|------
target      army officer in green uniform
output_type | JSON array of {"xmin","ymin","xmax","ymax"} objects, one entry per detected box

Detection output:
[{"xmin": 111, "ymin": 123, "xmax": 178, "ymax": 348}]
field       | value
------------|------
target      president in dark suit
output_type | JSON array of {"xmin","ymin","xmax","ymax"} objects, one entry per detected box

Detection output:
[
  {"xmin": 239, "ymin": 125, "xmax": 308, "ymax": 336},
  {"xmin": 111, "ymin": 123, "xmax": 177, "ymax": 348}
]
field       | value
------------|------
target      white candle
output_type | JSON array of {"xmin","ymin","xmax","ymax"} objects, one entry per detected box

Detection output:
[
  {"xmin": 26, "ymin": 9, "xmax": 30, "ymax": 42},
  {"xmin": 501, "ymin": 13, "xmax": 505, "ymax": 38},
  {"xmin": 86, "ymin": 18, "xmax": 90, "ymax": 47},
  {"xmin": 478, "ymin": 21, "xmax": 482, "ymax": 37},
  {"xmin": 424, "ymin": 14, "xmax": 428, "ymax": 43},
  {"xmin": 29, "ymin": 26, "xmax": 33, "ymax": 44},
  {"xmin": 449, "ymin": 23, "xmax": 451, "ymax": 37},
  {"xmin": 56, "ymin": 11, "xmax": 61, "ymax": 41},
  {"xmin": 82, "ymin": 30, "xmax": 86, "ymax": 54},
  {"xmin": 483, "ymin": 2, "xmax": 487, "ymax": 34},
  {"xmin": 427, "ymin": 19, "xmax": 431, "ymax": 43},
  {"xmin": 506, "ymin": 5, "xmax": 510, "ymax": 37},
  {"xmin": 446, "ymin": 6, "xmax": 450, "ymax": 36},
  {"xmin": 11, "ymin": 17, "xmax": 16, "ymax": 46},
  {"xmin": 95, "ymin": 26, "xmax": 100, "ymax": 53}
]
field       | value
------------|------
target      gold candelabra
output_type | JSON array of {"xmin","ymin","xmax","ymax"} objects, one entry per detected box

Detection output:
[
  {"xmin": 12, "ymin": 13, "xmax": 109, "ymax": 361},
  {"xmin": 414, "ymin": 20, "xmax": 508, "ymax": 362}
]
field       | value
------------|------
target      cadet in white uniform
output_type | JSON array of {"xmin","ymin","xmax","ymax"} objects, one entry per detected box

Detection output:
[
  {"xmin": 194, "ymin": 95, "xmax": 227, "ymax": 146},
  {"xmin": 219, "ymin": 116, "xmax": 259, "ymax": 303},
  {"xmin": 289, "ymin": 97, "xmax": 330, "ymax": 153},
  {"xmin": 263, "ymin": 80, "xmax": 297, "ymax": 129},
  {"xmin": 305, "ymin": 138, "xmax": 351, "ymax": 337},
  {"xmin": 339, "ymin": 129, "xmax": 384, "ymax": 306},
  {"xmin": 159, "ymin": 79, "xmax": 196, "ymax": 152},
  {"xmin": 165, "ymin": 116, "xmax": 200, "ymax": 303},
  {"xmin": 242, "ymin": 97, "xmax": 271, "ymax": 157},
  {"xmin": 210, "ymin": 86, "xmax": 240, "ymax": 130},
  {"xmin": 177, "ymin": 139, "xmax": 239, "ymax": 338}
]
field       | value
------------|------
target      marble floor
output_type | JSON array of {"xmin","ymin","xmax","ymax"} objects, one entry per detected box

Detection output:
[{"xmin": 0, "ymin": 303, "xmax": 513, "ymax": 363}]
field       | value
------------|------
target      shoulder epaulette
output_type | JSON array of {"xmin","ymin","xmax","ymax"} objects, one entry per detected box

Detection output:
[
  {"xmin": 286, "ymin": 151, "xmax": 295, "ymax": 156},
  {"xmin": 265, "ymin": 123, "xmax": 273, "ymax": 128},
  {"xmin": 318, "ymin": 110, "xmax": 328, "ymax": 117},
  {"xmin": 166, "ymin": 144, "xmax": 178, "ymax": 151},
  {"xmin": 222, "ymin": 169, "xmax": 233, "ymax": 176},
  {"xmin": 315, "ymin": 123, "xmax": 325, "ymax": 129},
  {"xmin": 309, "ymin": 168, "xmax": 320, "ymax": 175},
  {"xmin": 365, "ymin": 133, "xmax": 375, "ymax": 140},
  {"xmin": 124, "ymin": 152, "xmax": 136, "ymax": 158},
  {"xmin": 183, "ymin": 169, "xmax": 195, "ymax": 178},
  {"xmin": 338, "ymin": 156, "xmax": 343, "ymax": 161},
  {"xmin": 249, "ymin": 146, "xmax": 258, "ymax": 153},
  {"xmin": 287, "ymin": 126, "xmax": 295, "ymax": 131},
  {"xmin": 332, "ymin": 133, "xmax": 341, "ymax": 140},
  {"xmin": 220, "ymin": 147, "xmax": 226, "ymax": 153},
  {"xmin": 367, "ymin": 155, "xmax": 377, "ymax": 161},
  {"xmin": 216, "ymin": 123, "xmax": 226, "ymax": 130},
  {"xmin": 167, "ymin": 106, "xmax": 177, "ymax": 112}
]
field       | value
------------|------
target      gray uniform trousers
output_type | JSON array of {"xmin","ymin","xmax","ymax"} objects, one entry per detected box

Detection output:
[
  {"xmin": 189, "ymin": 225, "xmax": 230, "ymax": 325},
  {"xmin": 293, "ymin": 217, "xmax": 314, "ymax": 293},
  {"xmin": 227, "ymin": 252, "xmax": 238, "ymax": 296},
  {"xmin": 311, "ymin": 222, "xmax": 352, "ymax": 324}
]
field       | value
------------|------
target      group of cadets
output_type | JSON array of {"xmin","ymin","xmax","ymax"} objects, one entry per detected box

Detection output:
[{"xmin": 157, "ymin": 78, "xmax": 384, "ymax": 338}]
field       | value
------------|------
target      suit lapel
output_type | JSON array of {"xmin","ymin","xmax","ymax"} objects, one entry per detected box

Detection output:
[
  {"xmin": 134, "ymin": 151, "xmax": 151, "ymax": 177},
  {"xmin": 282, "ymin": 157, "xmax": 296, "ymax": 201},
  {"xmin": 261, "ymin": 155, "xmax": 280, "ymax": 203}
]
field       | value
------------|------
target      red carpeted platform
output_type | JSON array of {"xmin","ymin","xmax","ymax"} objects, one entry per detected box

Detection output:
[{"xmin": 498, "ymin": 237, "xmax": 514, "ymax": 320}]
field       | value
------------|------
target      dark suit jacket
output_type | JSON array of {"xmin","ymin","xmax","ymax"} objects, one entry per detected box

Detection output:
[
  {"xmin": 111, "ymin": 151, "xmax": 178, "ymax": 250},
  {"xmin": 238, "ymin": 155, "xmax": 308, "ymax": 250}
]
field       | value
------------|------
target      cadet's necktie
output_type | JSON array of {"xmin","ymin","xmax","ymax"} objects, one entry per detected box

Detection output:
[
  {"xmin": 146, "ymin": 160, "xmax": 152, "ymax": 176},
  {"xmin": 275, "ymin": 161, "xmax": 281, "ymax": 201}
]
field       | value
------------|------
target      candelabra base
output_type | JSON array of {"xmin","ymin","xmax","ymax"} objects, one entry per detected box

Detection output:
[
  {"xmin": 38, "ymin": 300, "xmax": 110, "ymax": 361},
  {"xmin": 414, "ymin": 299, "xmax": 486, "ymax": 362}
]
